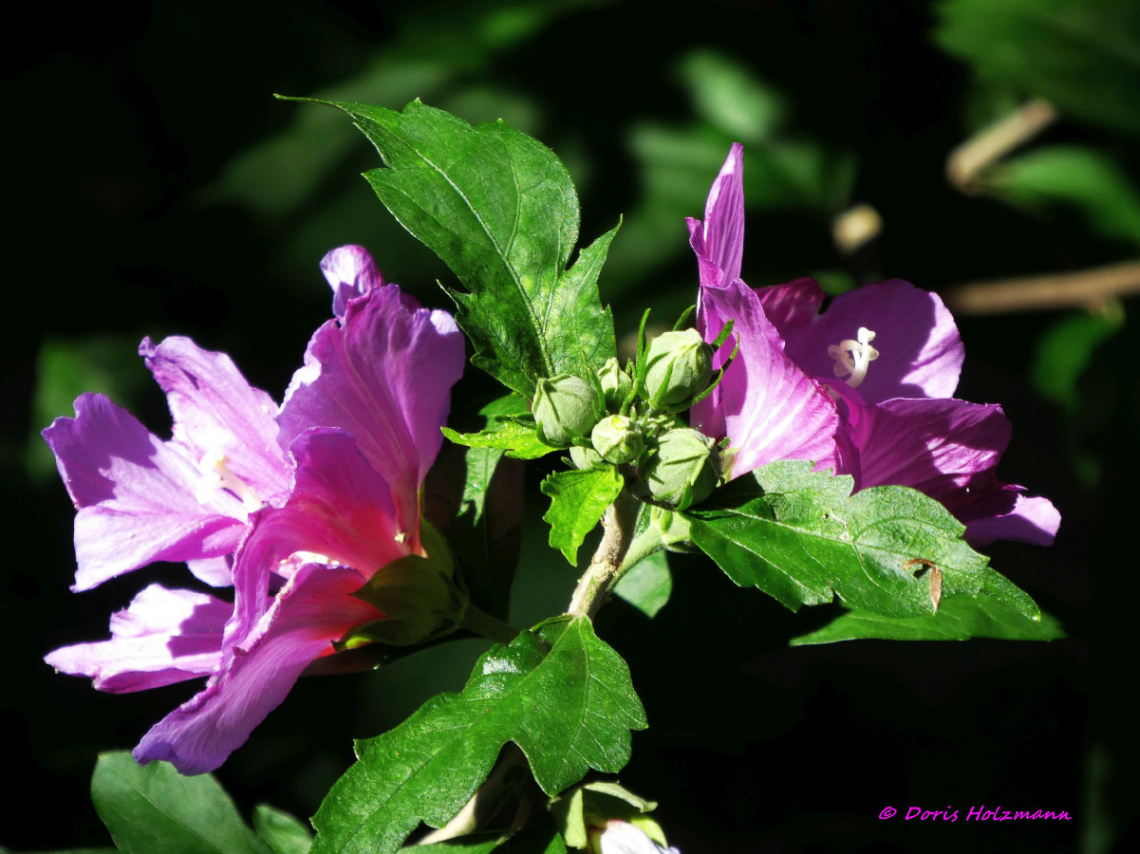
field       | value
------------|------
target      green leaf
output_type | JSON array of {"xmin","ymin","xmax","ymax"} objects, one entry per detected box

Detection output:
[
  {"xmin": 937, "ymin": 0, "xmax": 1140, "ymax": 135},
  {"xmin": 989, "ymin": 146, "xmax": 1140, "ymax": 248},
  {"xmin": 443, "ymin": 423, "xmax": 558, "ymax": 461},
  {"xmin": 311, "ymin": 617, "xmax": 646, "ymax": 854},
  {"xmin": 324, "ymin": 99, "xmax": 616, "ymax": 395},
  {"xmin": 613, "ymin": 552, "xmax": 672, "ymax": 618},
  {"xmin": 90, "ymin": 753, "xmax": 270, "ymax": 854},
  {"xmin": 540, "ymin": 467, "xmax": 625, "ymax": 564},
  {"xmin": 686, "ymin": 461, "xmax": 1036, "ymax": 619},
  {"xmin": 791, "ymin": 573, "xmax": 1065, "ymax": 644},
  {"xmin": 253, "ymin": 805, "xmax": 313, "ymax": 854},
  {"xmin": 1033, "ymin": 303, "xmax": 1125, "ymax": 411}
]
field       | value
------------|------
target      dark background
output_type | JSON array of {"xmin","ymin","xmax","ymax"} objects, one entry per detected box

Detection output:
[{"xmin": 2, "ymin": 1, "xmax": 1135, "ymax": 851}]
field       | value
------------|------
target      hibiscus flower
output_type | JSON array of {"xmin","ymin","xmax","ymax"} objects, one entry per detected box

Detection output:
[
  {"xmin": 44, "ymin": 246, "xmax": 465, "ymax": 773},
  {"xmin": 689, "ymin": 144, "xmax": 1059, "ymax": 546}
]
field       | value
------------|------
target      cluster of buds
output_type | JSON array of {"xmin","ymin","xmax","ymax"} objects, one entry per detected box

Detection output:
[{"xmin": 533, "ymin": 319, "xmax": 734, "ymax": 511}]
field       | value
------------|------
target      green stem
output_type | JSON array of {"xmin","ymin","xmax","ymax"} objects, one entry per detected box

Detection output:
[
  {"xmin": 460, "ymin": 602, "xmax": 520, "ymax": 644},
  {"xmin": 567, "ymin": 490, "xmax": 640, "ymax": 619}
]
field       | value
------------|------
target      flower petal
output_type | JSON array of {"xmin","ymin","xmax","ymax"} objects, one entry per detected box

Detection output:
[
  {"xmin": 133, "ymin": 564, "xmax": 380, "ymax": 775},
  {"xmin": 755, "ymin": 277, "xmax": 826, "ymax": 336},
  {"xmin": 689, "ymin": 143, "xmax": 745, "ymax": 288},
  {"xmin": 321, "ymin": 244, "xmax": 385, "ymax": 319},
  {"xmin": 43, "ymin": 393, "xmax": 247, "ymax": 591},
  {"xmin": 141, "ymin": 336, "xmax": 292, "ymax": 504},
  {"xmin": 45, "ymin": 585, "xmax": 229, "ymax": 694},
  {"xmin": 693, "ymin": 279, "xmax": 842, "ymax": 477},
  {"xmin": 855, "ymin": 398, "xmax": 1011, "ymax": 501},
  {"xmin": 956, "ymin": 486, "xmax": 1061, "ymax": 547},
  {"xmin": 782, "ymin": 279, "xmax": 964, "ymax": 404},
  {"xmin": 277, "ymin": 285, "xmax": 464, "ymax": 537}
]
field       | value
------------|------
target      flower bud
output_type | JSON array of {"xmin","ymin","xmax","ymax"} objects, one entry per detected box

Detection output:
[
  {"xmin": 591, "ymin": 415, "xmax": 645, "ymax": 465},
  {"xmin": 570, "ymin": 445, "xmax": 603, "ymax": 470},
  {"xmin": 644, "ymin": 329, "xmax": 713, "ymax": 409},
  {"xmin": 533, "ymin": 374, "xmax": 604, "ymax": 447},
  {"xmin": 641, "ymin": 428, "xmax": 720, "ymax": 510},
  {"xmin": 597, "ymin": 357, "xmax": 633, "ymax": 411}
]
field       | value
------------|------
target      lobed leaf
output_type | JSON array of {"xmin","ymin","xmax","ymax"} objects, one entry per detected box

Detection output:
[
  {"xmin": 311, "ymin": 617, "xmax": 646, "ymax": 854},
  {"xmin": 540, "ymin": 467, "xmax": 625, "ymax": 564}
]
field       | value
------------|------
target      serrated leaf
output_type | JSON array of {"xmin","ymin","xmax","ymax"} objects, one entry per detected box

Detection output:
[
  {"xmin": 254, "ymin": 805, "xmax": 313, "ymax": 854},
  {"xmin": 90, "ymin": 753, "xmax": 270, "ymax": 854},
  {"xmin": 443, "ymin": 423, "xmax": 558, "ymax": 461},
  {"xmin": 791, "ymin": 571, "xmax": 1065, "ymax": 644},
  {"xmin": 613, "ymin": 552, "xmax": 672, "ymax": 618},
  {"xmin": 311, "ymin": 617, "xmax": 645, "ymax": 854},
  {"xmin": 686, "ymin": 460, "xmax": 1035, "ymax": 619},
  {"xmin": 399, "ymin": 838, "xmax": 503, "ymax": 853},
  {"xmin": 937, "ymin": 0, "xmax": 1140, "ymax": 135},
  {"xmin": 323, "ymin": 99, "xmax": 616, "ymax": 395},
  {"xmin": 540, "ymin": 467, "xmax": 625, "ymax": 564}
]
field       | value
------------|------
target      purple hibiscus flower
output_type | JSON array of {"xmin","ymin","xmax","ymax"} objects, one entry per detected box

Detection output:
[
  {"xmin": 45, "ymin": 245, "xmax": 465, "ymax": 773},
  {"xmin": 689, "ymin": 144, "xmax": 1059, "ymax": 547}
]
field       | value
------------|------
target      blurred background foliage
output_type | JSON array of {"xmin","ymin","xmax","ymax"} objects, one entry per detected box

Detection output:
[{"xmin": 4, "ymin": 0, "xmax": 1138, "ymax": 851}]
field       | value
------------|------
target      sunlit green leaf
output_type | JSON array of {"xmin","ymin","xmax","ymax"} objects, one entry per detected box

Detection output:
[
  {"xmin": 311, "ymin": 617, "xmax": 646, "ymax": 854},
  {"xmin": 254, "ymin": 805, "xmax": 313, "ymax": 854},
  {"xmin": 541, "ymin": 467, "xmax": 625, "ymax": 565},
  {"xmin": 686, "ymin": 461, "xmax": 1037, "ymax": 619},
  {"xmin": 613, "ymin": 552, "xmax": 672, "ymax": 618}
]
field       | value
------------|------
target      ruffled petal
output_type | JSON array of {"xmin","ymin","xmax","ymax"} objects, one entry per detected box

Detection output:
[
  {"xmin": 44, "ymin": 585, "xmax": 229, "ymax": 694},
  {"xmin": 43, "ymin": 393, "xmax": 247, "ymax": 591},
  {"xmin": 693, "ymin": 279, "xmax": 842, "ymax": 477},
  {"xmin": 141, "ymin": 336, "xmax": 292, "ymax": 505},
  {"xmin": 277, "ymin": 285, "xmax": 464, "ymax": 537},
  {"xmin": 855, "ymin": 398, "xmax": 1011, "ymax": 501},
  {"xmin": 956, "ymin": 486, "xmax": 1061, "ymax": 547},
  {"xmin": 321, "ymin": 244, "xmax": 385, "ymax": 319},
  {"xmin": 782, "ymin": 279, "xmax": 964, "ymax": 404},
  {"xmin": 689, "ymin": 142, "xmax": 745, "ymax": 288},
  {"xmin": 133, "ymin": 564, "xmax": 380, "ymax": 775}
]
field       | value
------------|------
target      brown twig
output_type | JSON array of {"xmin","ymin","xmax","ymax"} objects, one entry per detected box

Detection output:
[
  {"xmin": 943, "ymin": 261, "xmax": 1140, "ymax": 315},
  {"xmin": 947, "ymin": 98, "xmax": 1058, "ymax": 193}
]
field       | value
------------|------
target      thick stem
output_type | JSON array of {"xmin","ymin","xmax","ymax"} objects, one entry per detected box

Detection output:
[
  {"xmin": 567, "ymin": 490, "xmax": 640, "ymax": 619},
  {"xmin": 460, "ymin": 602, "xmax": 520, "ymax": 644}
]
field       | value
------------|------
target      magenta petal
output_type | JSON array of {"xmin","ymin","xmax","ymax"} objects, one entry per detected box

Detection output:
[
  {"xmin": 43, "ymin": 393, "xmax": 248, "ymax": 592},
  {"xmin": 45, "ymin": 585, "xmax": 229, "ymax": 694},
  {"xmin": 855, "ymin": 398, "xmax": 1011, "ymax": 501},
  {"xmin": 693, "ymin": 279, "xmax": 842, "ymax": 477},
  {"xmin": 321, "ymin": 244, "xmax": 385, "ymax": 319},
  {"xmin": 957, "ymin": 487, "xmax": 1061, "ymax": 547},
  {"xmin": 141, "ymin": 336, "xmax": 291, "ymax": 505},
  {"xmin": 133, "ymin": 564, "xmax": 380, "ymax": 775},
  {"xmin": 782, "ymin": 279, "xmax": 965, "ymax": 404},
  {"xmin": 755, "ymin": 277, "xmax": 826, "ymax": 337},
  {"xmin": 690, "ymin": 143, "xmax": 745, "ymax": 287},
  {"xmin": 277, "ymin": 285, "xmax": 464, "ymax": 535}
]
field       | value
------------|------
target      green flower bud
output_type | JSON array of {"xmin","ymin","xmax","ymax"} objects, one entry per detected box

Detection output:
[
  {"xmin": 569, "ymin": 445, "xmax": 603, "ymax": 470},
  {"xmin": 590, "ymin": 414, "xmax": 644, "ymax": 465},
  {"xmin": 641, "ymin": 427, "xmax": 720, "ymax": 510},
  {"xmin": 533, "ymin": 374, "xmax": 604, "ymax": 447},
  {"xmin": 644, "ymin": 329, "xmax": 714, "ymax": 409},
  {"xmin": 597, "ymin": 357, "xmax": 633, "ymax": 411}
]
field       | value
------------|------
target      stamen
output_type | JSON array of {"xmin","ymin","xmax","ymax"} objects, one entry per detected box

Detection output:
[
  {"xmin": 827, "ymin": 326, "xmax": 879, "ymax": 389},
  {"xmin": 196, "ymin": 450, "xmax": 264, "ymax": 514}
]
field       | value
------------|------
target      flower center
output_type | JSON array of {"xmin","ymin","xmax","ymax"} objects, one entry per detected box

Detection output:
[
  {"xmin": 827, "ymin": 327, "xmax": 879, "ymax": 389},
  {"xmin": 196, "ymin": 450, "xmax": 264, "ymax": 516}
]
